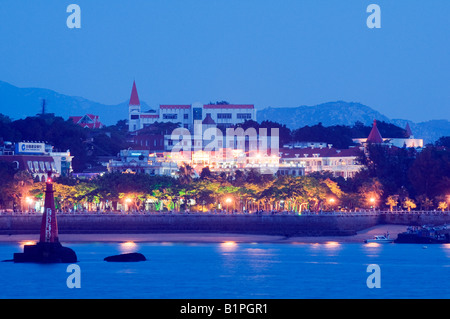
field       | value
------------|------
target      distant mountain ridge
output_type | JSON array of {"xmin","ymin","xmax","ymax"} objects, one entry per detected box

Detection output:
[
  {"xmin": 257, "ymin": 101, "xmax": 450, "ymax": 144},
  {"xmin": 257, "ymin": 101, "xmax": 391, "ymax": 127},
  {"xmin": 0, "ymin": 81, "xmax": 448, "ymax": 143},
  {"xmin": 0, "ymin": 80, "xmax": 153, "ymax": 125}
]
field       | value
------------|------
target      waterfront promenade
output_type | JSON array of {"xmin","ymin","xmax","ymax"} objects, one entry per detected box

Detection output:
[{"xmin": 0, "ymin": 210, "xmax": 448, "ymax": 237}]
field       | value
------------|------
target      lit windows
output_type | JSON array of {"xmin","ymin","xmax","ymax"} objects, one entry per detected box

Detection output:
[
  {"xmin": 217, "ymin": 113, "xmax": 232, "ymax": 119},
  {"xmin": 237, "ymin": 113, "xmax": 252, "ymax": 119}
]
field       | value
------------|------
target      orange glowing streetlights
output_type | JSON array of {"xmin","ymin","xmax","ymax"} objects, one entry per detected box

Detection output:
[
  {"xmin": 369, "ymin": 197, "xmax": 376, "ymax": 211},
  {"xmin": 25, "ymin": 197, "xmax": 34, "ymax": 212},
  {"xmin": 328, "ymin": 198, "xmax": 336, "ymax": 211},
  {"xmin": 225, "ymin": 197, "xmax": 232, "ymax": 213},
  {"xmin": 124, "ymin": 197, "xmax": 132, "ymax": 211}
]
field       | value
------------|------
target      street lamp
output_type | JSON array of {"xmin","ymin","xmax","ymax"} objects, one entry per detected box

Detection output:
[
  {"xmin": 328, "ymin": 198, "xmax": 336, "ymax": 212},
  {"xmin": 225, "ymin": 197, "xmax": 232, "ymax": 213},
  {"xmin": 369, "ymin": 197, "xmax": 376, "ymax": 211},
  {"xmin": 26, "ymin": 197, "xmax": 34, "ymax": 212},
  {"xmin": 125, "ymin": 197, "xmax": 132, "ymax": 212}
]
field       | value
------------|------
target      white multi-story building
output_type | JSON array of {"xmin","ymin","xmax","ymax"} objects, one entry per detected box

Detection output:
[
  {"xmin": 127, "ymin": 81, "xmax": 257, "ymax": 132},
  {"xmin": 107, "ymin": 149, "xmax": 178, "ymax": 176},
  {"xmin": 0, "ymin": 141, "xmax": 73, "ymax": 181},
  {"xmin": 279, "ymin": 146, "xmax": 364, "ymax": 179}
]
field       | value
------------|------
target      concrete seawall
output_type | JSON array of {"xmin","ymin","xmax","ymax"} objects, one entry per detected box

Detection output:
[
  {"xmin": 1, "ymin": 211, "xmax": 448, "ymax": 237},
  {"xmin": 0, "ymin": 213, "xmax": 380, "ymax": 237},
  {"xmin": 379, "ymin": 211, "xmax": 450, "ymax": 226}
]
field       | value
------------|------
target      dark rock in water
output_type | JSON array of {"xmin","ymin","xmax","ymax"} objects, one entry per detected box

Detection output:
[
  {"xmin": 104, "ymin": 252, "xmax": 146, "ymax": 262},
  {"xmin": 13, "ymin": 242, "xmax": 77, "ymax": 263}
]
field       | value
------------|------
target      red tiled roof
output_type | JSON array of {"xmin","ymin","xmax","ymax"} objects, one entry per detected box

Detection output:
[
  {"xmin": 69, "ymin": 115, "xmax": 103, "ymax": 128},
  {"xmin": 405, "ymin": 122, "xmax": 413, "ymax": 138},
  {"xmin": 129, "ymin": 80, "xmax": 140, "ymax": 106},
  {"xmin": 366, "ymin": 120, "xmax": 383, "ymax": 143},
  {"xmin": 80, "ymin": 122, "xmax": 103, "ymax": 129},
  {"xmin": 85, "ymin": 114, "xmax": 99, "ymax": 120},
  {"xmin": 69, "ymin": 116, "xmax": 82, "ymax": 123},
  {"xmin": 0, "ymin": 155, "xmax": 55, "ymax": 174},
  {"xmin": 203, "ymin": 104, "xmax": 254, "ymax": 109}
]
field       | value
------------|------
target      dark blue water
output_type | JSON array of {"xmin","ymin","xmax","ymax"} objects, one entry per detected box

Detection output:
[{"xmin": 1, "ymin": 241, "xmax": 449, "ymax": 299}]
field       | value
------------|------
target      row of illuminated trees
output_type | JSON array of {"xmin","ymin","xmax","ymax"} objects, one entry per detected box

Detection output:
[
  {"xmin": 1, "ymin": 145, "xmax": 449, "ymax": 213},
  {"xmin": 12, "ymin": 167, "xmax": 449, "ymax": 213}
]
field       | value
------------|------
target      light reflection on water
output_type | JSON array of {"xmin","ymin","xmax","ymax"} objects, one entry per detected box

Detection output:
[
  {"xmin": 219, "ymin": 241, "xmax": 238, "ymax": 251},
  {"xmin": 362, "ymin": 242, "xmax": 382, "ymax": 258},
  {"xmin": 324, "ymin": 241, "xmax": 340, "ymax": 248},
  {"xmin": 1, "ymin": 241, "xmax": 450, "ymax": 298},
  {"xmin": 441, "ymin": 244, "xmax": 450, "ymax": 261},
  {"xmin": 18, "ymin": 240, "xmax": 37, "ymax": 247},
  {"xmin": 119, "ymin": 241, "xmax": 138, "ymax": 254}
]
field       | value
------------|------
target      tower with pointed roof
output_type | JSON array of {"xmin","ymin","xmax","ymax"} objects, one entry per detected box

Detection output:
[
  {"xmin": 352, "ymin": 120, "xmax": 423, "ymax": 149},
  {"xmin": 129, "ymin": 80, "xmax": 141, "ymax": 131},
  {"xmin": 405, "ymin": 122, "xmax": 413, "ymax": 138},
  {"xmin": 366, "ymin": 119, "xmax": 384, "ymax": 144}
]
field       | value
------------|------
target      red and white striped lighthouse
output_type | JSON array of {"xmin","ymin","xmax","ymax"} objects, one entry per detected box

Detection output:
[
  {"xmin": 13, "ymin": 172, "xmax": 77, "ymax": 263},
  {"xmin": 39, "ymin": 172, "xmax": 59, "ymax": 243}
]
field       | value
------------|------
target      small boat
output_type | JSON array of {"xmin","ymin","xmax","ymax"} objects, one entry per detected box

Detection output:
[
  {"xmin": 364, "ymin": 235, "xmax": 394, "ymax": 243},
  {"xmin": 395, "ymin": 225, "xmax": 450, "ymax": 244}
]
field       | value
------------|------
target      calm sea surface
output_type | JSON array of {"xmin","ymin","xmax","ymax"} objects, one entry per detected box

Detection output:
[{"xmin": 0, "ymin": 241, "xmax": 449, "ymax": 299}]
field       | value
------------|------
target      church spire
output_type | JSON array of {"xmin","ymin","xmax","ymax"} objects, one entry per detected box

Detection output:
[
  {"xmin": 366, "ymin": 119, "xmax": 383, "ymax": 144},
  {"xmin": 405, "ymin": 122, "xmax": 413, "ymax": 138},
  {"xmin": 129, "ymin": 80, "xmax": 140, "ymax": 106}
]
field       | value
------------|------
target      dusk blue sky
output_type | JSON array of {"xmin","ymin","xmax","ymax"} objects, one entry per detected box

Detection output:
[{"xmin": 0, "ymin": 0, "xmax": 449, "ymax": 122}]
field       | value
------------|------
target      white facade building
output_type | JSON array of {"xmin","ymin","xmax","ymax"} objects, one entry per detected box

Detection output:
[
  {"xmin": 279, "ymin": 146, "xmax": 364, "ymax": 179},
  {"xmin": 0, "ymin": 141, "xmax": 73, "ymax": 181},
  {"xmin": 107, "ymin": 149, "xmax": 178, "ymax": 176},
  {"xmin": 127, "ymin": 81, "xmax": 257, "ymax": 132}
]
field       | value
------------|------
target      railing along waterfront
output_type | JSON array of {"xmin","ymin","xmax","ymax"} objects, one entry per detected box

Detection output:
[{"xmin": 2, "ymin": 210, "xmax": 448, "ymax": 217}]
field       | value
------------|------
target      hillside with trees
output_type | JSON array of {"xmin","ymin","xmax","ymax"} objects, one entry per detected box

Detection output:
[
  {"xmin": 0, "ymin": 113, "xmax": 130, "ymax": 172},
  {"xmin": 0, "ymin": 112, "xmax": 449, "ymax": 212}
]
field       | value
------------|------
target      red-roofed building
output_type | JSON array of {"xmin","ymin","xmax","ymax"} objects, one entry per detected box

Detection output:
[
  {"xmin": 352, "ymin": 120, "xmax": 423, "ymax": 149},
  {"xmin": 69, "ymin": 114, "xmax": 103, "ymax": 129},
  {"xmin": 126, "ymin": 81, "xmax": 257, "ymax": 133},
  {"xmin": 0, "ymin": 141, "xmax": 73, "ymax": 182}
]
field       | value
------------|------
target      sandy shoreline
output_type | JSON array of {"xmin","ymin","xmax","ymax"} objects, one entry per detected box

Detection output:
[{"xmin": 0, "ymin": 225, "xmax": 408, "ymax": 244}]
